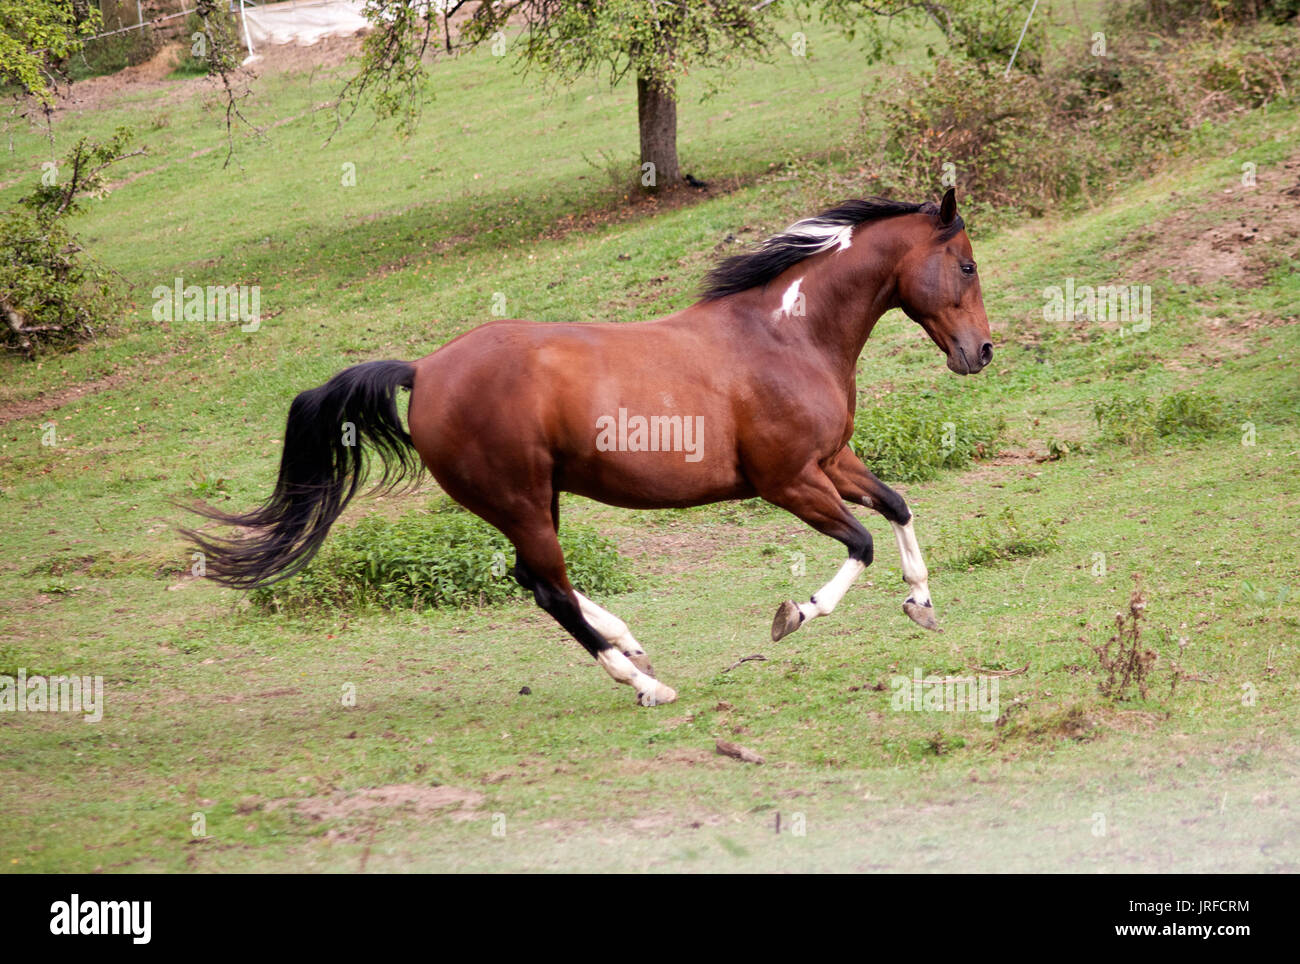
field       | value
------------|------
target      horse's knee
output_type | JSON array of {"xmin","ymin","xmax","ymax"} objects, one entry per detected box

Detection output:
[
  {"xmin": 848, "ymin": 527, "xmax": 873, "ymax": 566},
  {"xmin": 529, "ymin": 578, "xmax": 571, "ymax": 617},
  {"xmin": 511, "ymin": 558, "xmax": 536, "ymax": 592},
  {"xmin": 878, "ymin": 489, "xmax": 910, "ymax": 526}
]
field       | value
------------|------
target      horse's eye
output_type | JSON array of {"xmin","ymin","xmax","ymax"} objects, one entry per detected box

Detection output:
[{"xmin": 961, "ymin": 263, "xmax": 976, "ymax": 275}]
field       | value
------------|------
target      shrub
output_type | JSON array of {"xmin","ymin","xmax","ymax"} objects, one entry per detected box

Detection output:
[
  {"xmin": 251, "ymin": 500, "xmax": 632, "ymax": 613},
  {"xmin": 1093, "ymin": 393, "xmax": 1157, "ymax": 450},
  {"xmin": 1, "ymin": 128, "xmax": 139, "ymax": 357},
  {"xmin": 859, "ymin": 20, "xmax": 1300, "ymax": 220},
  {"xmin": 66, "ymin": 26, "xmax": 155, "ymax": 81},
  {"xmin": 850, "ymin": 394, "xmax": 1003, "ymax": 483},
  {"xmin": 1094, "ymin": 578, "xmax": 1158, "ymax": 701},
  {"xmin": 1108, "ymin": 0, "xmax": 1300, "ymax": 32},
  {"xmin": 173, "ymin": 7, "xmax": 243, "ymax": 77},
  {"xmin": 868, "ymin": 59, "xmax": 1096, "ymax": 214},
  {"xmin": 937, "ymin": 507, "xmax": 1061, "ymax": 570},
  {"xmin": 1155, "ymin": 389, "xmax": 1230, "ymax": 439},
  {"xmin": 1094, "ymin": 388, "xmax": 1230, "ymax": 449}
]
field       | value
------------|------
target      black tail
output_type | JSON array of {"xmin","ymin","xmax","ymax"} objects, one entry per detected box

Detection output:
[{"xmin": 184, "ymin": 360, "xmax": 420, "ymax": 588}]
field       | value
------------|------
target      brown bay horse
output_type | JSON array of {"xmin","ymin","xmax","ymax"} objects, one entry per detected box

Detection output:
[{"xmin": 188, "ymin": 189, "xmax": 992, "ymax": 707}]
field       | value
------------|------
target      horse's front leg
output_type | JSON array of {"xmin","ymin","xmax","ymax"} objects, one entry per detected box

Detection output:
[
  {"xmin": 758, "ymin": 463, "xmax": 874, "ymax": 642},
  {"xmin": 823, "ymin": 447, "xmax": 939, "ymax": 632}
]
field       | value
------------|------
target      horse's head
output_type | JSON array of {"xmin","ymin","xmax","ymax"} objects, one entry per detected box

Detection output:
[{"xmin": 895, "ymin": 189, "xmax": 992, "ymax": 375}]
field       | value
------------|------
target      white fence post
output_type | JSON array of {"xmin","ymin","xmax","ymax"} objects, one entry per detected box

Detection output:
[{"xmin": 240, "ymin": 0, "xmax": 256, "ymax": 57}]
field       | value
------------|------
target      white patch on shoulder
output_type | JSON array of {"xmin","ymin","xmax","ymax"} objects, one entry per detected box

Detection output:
[
  {"xmin": 771, "ymin": 277, "xmax": 805, "ymax": 322},
  {"xmin": 778, "ymin": 278, "xmax": 803, "ymax": 316}
]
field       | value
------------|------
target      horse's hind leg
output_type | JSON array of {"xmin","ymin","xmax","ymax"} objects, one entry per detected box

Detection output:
[
  {"xmin": 824, "ymin": 447, "xmax": 938, "ymax": 631},
  {"xmin": 543, "ymin": 492, "xmax": 656, "ymax": 677},
  {"xmin": 510, "ymin": 525, "xmax": 675, "ymax": 707},
  {"xmin": 573, "ymin": 591, "xmax": 656, "ymax": 678}
]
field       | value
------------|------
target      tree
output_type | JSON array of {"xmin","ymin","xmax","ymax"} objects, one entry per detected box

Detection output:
[
  {"xmin": 340, "ymin": 1, "xmax": 1045, "ymax": 192},
  {"xmin": 0, "ymin": 0, "xmax": 101, "ymax": 110},
  {"xmin": 342, "ymin": 1, "xmax": 780, "ymax": 191}
]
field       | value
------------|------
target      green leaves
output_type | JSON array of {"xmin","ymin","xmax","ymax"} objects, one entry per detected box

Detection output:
[
  {"xmin": 347, "ymin": 0, "xmax": 783, "ymax": 132},
  {"xmin": 251, "ymin": 500, "xmax": 633, "ymax": 613},
  {"xmin": 1093, "ymin": 388, "xmax": 1232, "ymax": 451},
  {"xmin": 0, "ymin": 0, "xmax": 101, "ymax": 105},
  {"xmin": 1, "ymin": 128, "xmax": 138, "ymax": 356},
  {"xmin": 850, "ymin": 393, "xmax": 1003, "ymax": 484}
]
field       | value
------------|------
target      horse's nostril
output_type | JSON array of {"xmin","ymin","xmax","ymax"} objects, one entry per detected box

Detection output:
[{"xmin": 979, "ymin": 342, "xmax": 993, "ymax": 366}]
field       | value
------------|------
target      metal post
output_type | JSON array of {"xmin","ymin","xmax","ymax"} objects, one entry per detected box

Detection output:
[{"xmin": 239, "ymin": 0, "xmax": 255, "ymax": 57}]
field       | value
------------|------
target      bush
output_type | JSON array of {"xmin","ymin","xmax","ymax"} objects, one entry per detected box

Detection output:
[
  {"xmin": 1155, "ymin": 389, "xmax": 1230, "ymax": 439},
  {"xmin": 66, "ymin": 27, "xmax": 156, "ymax": 81},
  {"xmin": 1109, "ymin": 0, "xmax": 1300, "ymax": 32},
  {"xmin": 1, "ymin": 128, "xmax": 138, "ymax": 357},
  {"xmin": 937, "ymin": 507, "xmax": 1060, "ymax": 570},
  {"xmin": 1093, "ymin": 388, "xmax": 1230, "ymax": 449},
  {"xmin": 860, "ymin": 20, "xmax": 1300, "ymax": 219},
  {"xmin": 251, "ymin": 500, "xmax": 633, "ymax": 613},
  {"xmin": 850, "ymin": 394, "xmax": 1003, "ymax": 483},
  {"xmin": 173, "ymin": 7, "xmax": 243, "ymax": 77},
  {"xmin": 869, "ymin": 58, "xmax": 1095, "ymax": 214},
  {"xmin": 1093, "ymin": 393, "xmax": 1158, "ymax": 450}
]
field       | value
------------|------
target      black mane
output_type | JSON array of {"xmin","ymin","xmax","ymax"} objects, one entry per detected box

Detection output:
[{"xmin": 700, "ymin": 197, "xmax": 963, "ymax": 300}]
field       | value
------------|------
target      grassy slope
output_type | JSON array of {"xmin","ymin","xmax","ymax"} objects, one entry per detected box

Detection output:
[{"xmin": 1, "ymin": 18, "xmax": 1298, "ymax": 872}]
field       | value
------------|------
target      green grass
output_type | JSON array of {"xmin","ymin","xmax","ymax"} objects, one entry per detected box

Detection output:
[
  {"xmin": 250, "ymin": 499, "xmax": 631, "ymax": 613},
  {"xmin": 1, "ymin": 18, "xmax": 1299, "ymax": 872}
]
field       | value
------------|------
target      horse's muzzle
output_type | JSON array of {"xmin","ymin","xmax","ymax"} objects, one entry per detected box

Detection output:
[{"xmin": 948, "ymin": 341, "xmax": 993, "ymax": 375}]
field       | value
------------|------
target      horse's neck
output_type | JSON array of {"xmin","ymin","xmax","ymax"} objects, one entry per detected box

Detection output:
[{"xmin": 780, "ymin": 235, "xmax": 902, "ymax": 378}]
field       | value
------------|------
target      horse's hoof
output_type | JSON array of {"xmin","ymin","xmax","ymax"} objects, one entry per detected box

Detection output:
[
  {"xmin": 628, "ymin": 651, "xmax": 657, "ymax": 678},
  {"xmin": 636, "ymin": 681, "xmax": 677, "ymax": 707},
  {"xmin": 771, "ymin": 600, "xmax": 804, "ymax": 641},
  {"xmin": 903, "ymin": 598, "xmax": 942, "ymax": 632}
]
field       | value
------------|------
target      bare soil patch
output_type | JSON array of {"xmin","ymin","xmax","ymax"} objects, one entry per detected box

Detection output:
[
  {"xmin": 271, "ymin": 783, "xmax": 484, "ymax": 822},
  {"xmin": 611, "ymin": 516, "xmax": 768, "ymax": 582},
  {"xmin": 0, "ymin": 350, "xmax": 180, "ymax": 427},
  {"xmin": 616, "ymin": 746, "xmax": 720, "ymax": 775},
  {"xmin": 1123, "ymin": 154, "xmax": 1300, "ymax": 289},
  {"xmin": 55, "ymin": 36, "xmax": 365, "ymax": 116},
  {"xmin": 0, "ymin": 371, "xmax": 131, "ymax": 428}
]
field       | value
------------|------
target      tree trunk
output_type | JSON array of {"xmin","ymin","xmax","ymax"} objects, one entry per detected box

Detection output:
[{"xmin": 637, "ymin": 73, "xmax": 680, "ymax": 192}]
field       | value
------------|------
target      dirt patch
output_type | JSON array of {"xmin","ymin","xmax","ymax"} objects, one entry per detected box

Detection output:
[
  {"xmin": 536, "ymin": 810, "xmax": 729, "ymax": 834},
  {"xmin": 1122, "ymin": 155, "xmax": 1300, "ymax": 289},
  {"xmin": 0, "ymin": 350, "xmax": 182, "ymax": 427},
  {"xmin": 0, "ymin": 371, "xmax": 131, "ymax": 427},
  {"xmin": 272, "ymin": 783, "xmax": 484, "ymax": 822},
  {"xmin": 987, "ymin": 447, "xmax": 1046, "ymax": 466},
  {"xmin": 616, "ymin": 746, "xmax": 719, "ymax": 775},
  {"xmin": 614, "ymin": 518, "xmax": 766, "ymax": 581},
  {"xmin": 54, "ymin": 36, "xmax": 364, "ymax": 116},
  {"xmin": 1097, "ymin": 708, "xmax": 1166, "ymax": 734}
]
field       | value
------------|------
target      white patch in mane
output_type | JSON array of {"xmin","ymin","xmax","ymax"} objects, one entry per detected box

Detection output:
[{"xmin": 775, "ymin": 218, "xmax": 854, "ymax": 254}]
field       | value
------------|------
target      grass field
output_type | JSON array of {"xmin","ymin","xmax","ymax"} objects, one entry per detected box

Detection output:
[{"xmin": 2, "ymin": 16, "xmax": 1298, "ymax": 872}]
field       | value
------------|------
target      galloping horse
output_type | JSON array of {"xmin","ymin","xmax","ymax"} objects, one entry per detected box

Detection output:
[{"xmin": 188, "ymin": 189, "xmax": 992, "ymax": 707}]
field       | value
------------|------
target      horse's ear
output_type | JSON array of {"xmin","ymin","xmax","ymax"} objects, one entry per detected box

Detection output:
[{"xmin": 939, "ymin": 188, "xmax": 958, "ymax": 226}]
